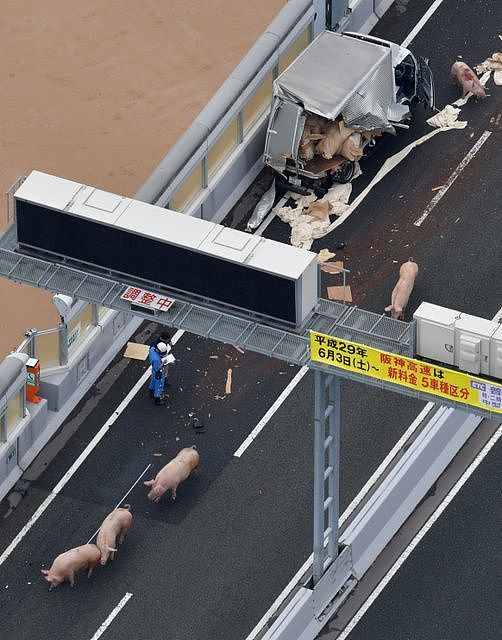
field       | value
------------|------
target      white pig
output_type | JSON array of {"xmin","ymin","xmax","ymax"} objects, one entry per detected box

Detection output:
[
  {"xmin": 41, "ymin": 543, "xmax": 101, "ymax": 590},
  {"xmin": 385, "ymin": 259, "xmax": 419, "ymax": 320},
  {"xmin": 96, "ymin": 505, "xmax": 133, "ymax": 565},
  {"xmin": 451, "ymin": 61, "xmax": 487, "ymax": 100},
  {"xmin": 144, "ymin": 446, "xmax": 200, "ymax": 503}
]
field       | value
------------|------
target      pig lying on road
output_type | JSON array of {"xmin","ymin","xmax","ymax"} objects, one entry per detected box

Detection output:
[
  {"xmin": 451, "ymin": 61, "xmax": 487, "ymax": 100},
  {"xmin": 385, "ymin": 259, "xmax": 419, "ymax": 320},
  {"xmin": 144, "ymin": 446, "xmax": 200, "ymax": 502},
  {"xmin": 41, "ymin": 544, "xmax": 101, "ymax": 590},
  {"xmin": 96, "ymin": 505, "xmax": 133, "ymax": 565}
]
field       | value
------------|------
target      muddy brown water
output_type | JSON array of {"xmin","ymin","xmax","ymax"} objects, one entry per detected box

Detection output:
[{"xmin": 0, "ymin": 0, "xmax": 284, "ymax": 359}]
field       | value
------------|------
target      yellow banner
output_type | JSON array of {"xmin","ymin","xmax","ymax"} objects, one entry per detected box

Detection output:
[{"xmin": 310, "ymin": 331, "xmax": 502, "ymax": 414}]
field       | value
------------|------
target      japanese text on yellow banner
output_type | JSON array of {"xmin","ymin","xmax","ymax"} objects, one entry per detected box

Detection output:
[{"xmin": 310, "ymin": 331, "xmax": 502, "ymax": 414}]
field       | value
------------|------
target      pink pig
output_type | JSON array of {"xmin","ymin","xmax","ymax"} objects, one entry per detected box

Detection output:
[
  {"xmin": 96, "ymin": 505, "xmax": 133, "ymax": 565},
  {"xmin": 144, "ymin": 446, "xmax": 200, "ymax": 502},
  {"xmin": 41, "ymin": 543, "xmax": 101, "ymax": 590},
  {"xmin": 451, "ymin": 61, "xmax": 487, "ymax": 99},
  {"xmin": 385, "ymin": 259, "xmax": 419, "ymax": 320}
]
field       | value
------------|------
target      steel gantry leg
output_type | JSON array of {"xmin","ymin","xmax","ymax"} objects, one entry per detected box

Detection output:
[{"xmin": 313, "ymin": 370, "xmax": 340, "ymax": 585}]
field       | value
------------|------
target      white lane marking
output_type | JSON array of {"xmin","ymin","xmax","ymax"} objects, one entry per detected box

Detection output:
[
  {"xmin": 245, "ymin": 402, "xmax": 435, "ymax": 639},
  {"xmin": 340, "ymin": 402, "xmax": 435, "ymax": 522},
  {"xmin": 0, "ymin": 331, "xmax": 184, "ymax": 566},
  {"xmin": 401, "ymin": 0, "xmax": 446, "ymax": 47},
  {"xmin": 89, "ymin": 592, "xmax": 133, "ymax": 640},
  {"xmin": 337, "ymin": 421, "xmax": 502, "ymax": 640},
  {"xmin": 414, "ymin": 130, "xmax": 492, "ymax": 227},
  {"xmin": 234, "ymin": 365, "xmax": 310, "ymax": 457},
  {"xmin": 85, "ymin": 464, "xmax": 152, "ymax": 544}
]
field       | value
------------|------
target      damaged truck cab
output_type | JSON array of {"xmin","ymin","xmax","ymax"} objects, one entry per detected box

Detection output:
[{"xmin": 264, "ymin": 30, "xmax": 434, "ymax": 195}]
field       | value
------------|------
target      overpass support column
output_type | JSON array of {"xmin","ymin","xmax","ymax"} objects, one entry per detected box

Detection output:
[{"xmin": 313, "ymin": 371, "xmax": 340, "ymax": 584}]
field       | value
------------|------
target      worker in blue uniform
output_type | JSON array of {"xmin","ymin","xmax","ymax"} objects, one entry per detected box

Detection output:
[
  {"xmin": 148, "ymin": 341, "xmax": 168, "ymax": 405},
  {"xmin": 150, "ymin": 330, "xmax": 173, "ymax": 387}
]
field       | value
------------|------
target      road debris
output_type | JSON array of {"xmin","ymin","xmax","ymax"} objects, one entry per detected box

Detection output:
[
  {"xmin": 475, "ymin": 51, "xmax": 502, "ymax": 85},
  {"xmin": 188, "ymin": 413, "xmax": 205, "ymax": 432},
  {"xmin": 225, "ymin": 369, "xmax": 232, "ymax": 395},
  {"xmin": 123, "ymin": 342, "xmax": 149, "ymax": 360},
  {"xmin": 327, "ymin": 285, "xmax": 352, "ymax": 303},
  {"xmin": 427, "ymin": 104, "xmax": 467, "ymax": 129},
  {"xmin": 321, "ymin": 260, "xmax": 344, "ymax": 274},
  {"xmin": 317, "ymin": 248, "xmax": 336, "ymax": 262},
  {"xmin": 246, "ymin": 179, "xmax": 276, "ymax": 232},
  {"xmin": 274, "ymin": 183, "xmax": 352, "ymax": 250}
]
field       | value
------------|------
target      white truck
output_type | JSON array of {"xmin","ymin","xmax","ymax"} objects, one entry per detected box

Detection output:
[{"xmin": 264, "ymin": 30, "xmax": 434, "ymax": 196}]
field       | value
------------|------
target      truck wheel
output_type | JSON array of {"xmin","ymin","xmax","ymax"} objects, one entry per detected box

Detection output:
[{"xmin": 332, "ymin": 161, "xmax": 355, "ymax": 184}]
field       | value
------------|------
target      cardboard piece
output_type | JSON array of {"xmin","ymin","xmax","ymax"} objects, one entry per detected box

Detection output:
[
  {"xmin": 321, "ymin": 260, "xmax": 344, "ymax": 274},
  {"xmin": 305, "ymin": 200, "xmax": 330, "ymax": 220},
  {"xmin": 317, "ymin": 248, "xmax": 336, "ymax": 262},
  {"xmin": 327, "ymin": 285, "xmax": 352, "ymax": 303},
  {"xmin": 123, "ymin": 342, "xmax": 150, "ymax": 360}
]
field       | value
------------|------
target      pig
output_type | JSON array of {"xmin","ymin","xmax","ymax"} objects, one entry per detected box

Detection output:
[
  {"xmin": 41, "ymin": 543, "xmax": 101, "ymax": 590},
  {"xmin": 96, "ymin": 504, "xmax": 133, "ymax": 565},
  {"xmin": 385, "ymin": 258, "xmax": 419, "ymax": 320},
  {"xmin": 144, "ymin": 445, "xmax": 200, "ymax": 503},
  {"xmin": 451, "ymin": 61, "xmax": 487, "ymax": 100}
]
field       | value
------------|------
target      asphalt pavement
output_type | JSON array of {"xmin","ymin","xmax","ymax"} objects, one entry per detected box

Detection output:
[{"xmin": 0, "ymin": 1, "xmax": 501, "ymax": 639}]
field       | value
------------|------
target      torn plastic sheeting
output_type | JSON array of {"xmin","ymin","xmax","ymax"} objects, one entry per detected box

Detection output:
[
  {"xmin": 274, "ymin": 182, "xmax": 352, "ymax": 249},
  {"xmin": 475, "ymin": 53, "xmax": 502, "ymax": 74},
  {"xmin": 246, "ymin": 180, "xmax": 276, "ymax": 232},
  {"xmin": 321, "ymin": 183, "xmax": 352, "ymax": 215},
  {"xmin": 426, "ymin": 104, "xmax": 467, "ymax": 128}
]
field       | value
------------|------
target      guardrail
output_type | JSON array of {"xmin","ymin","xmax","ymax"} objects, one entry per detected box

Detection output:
[{"xmin": 0, "ymin": 300, "xmax": 140, "ymax": 501}]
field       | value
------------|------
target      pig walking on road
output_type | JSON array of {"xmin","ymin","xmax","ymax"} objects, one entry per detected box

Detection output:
[
  {"xmin": 96, "ymin": 505, "xmax": 133, "ymax": 565},
  {"xmin": 41, "ymin": 544, "xmax": 101, "ymax": 590},
  {"xmin": 144, "ymin": 446, "xmax": 200, "ymax": 503},
  {"xmin": 451, "ymin": 61, "xmax": 487, "ymax": 100},
  {"xmin": 385, "ymin": 258, "xmax": 419, "ymax": 320}
]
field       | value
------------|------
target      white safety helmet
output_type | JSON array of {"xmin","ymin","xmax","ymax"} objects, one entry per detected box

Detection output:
[{"xmin": 156, "ymin": 342, "xmax": 168, "ymax": 354}]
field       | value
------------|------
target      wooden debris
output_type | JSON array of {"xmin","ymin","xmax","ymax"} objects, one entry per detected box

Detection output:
[
  {"xmin": 209, "ymin": 355, "xmax": 219, "ymax": 359},
  {"xmin": 317, "ymin": 248, "xmax": 336, "ymax": 262},
  {"xmin": 327, "ymin": 285, "xmax": 353, "ymax": 303},
  {"xmin": 234, "ymin": 346, "xmax": 245, "ymax": 354},
  {"xmin": 123, "ymin": 342, "xmax": 150, "ymax": 360},
  {"xmin": 225, "ymin": 368, "xmax": 232, "ymax": 395},
  {"xmin": 321, "ymin": 260, "xmax": 344, "ymax": 274},
  {"xmin": 153, "ymin": 453, "xmax": 163, "ymax": 457}
]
